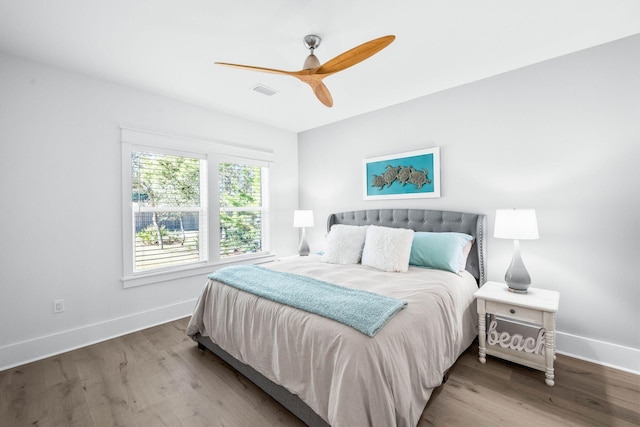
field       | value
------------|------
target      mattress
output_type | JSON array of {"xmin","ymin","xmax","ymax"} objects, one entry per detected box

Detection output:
[{"xmin": 187, "ymin": 255, "xmax": 478, "ymax": 427}]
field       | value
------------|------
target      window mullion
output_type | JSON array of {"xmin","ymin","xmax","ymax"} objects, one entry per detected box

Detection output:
[{"xmin": 219, "ymin": 206, "xmax": 262, "ymax": 212}]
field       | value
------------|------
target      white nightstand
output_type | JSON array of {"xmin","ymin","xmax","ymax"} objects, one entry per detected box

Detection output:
[{"xmin": 474, "ymin": 281, "xmax": 560, "ymax": 386}]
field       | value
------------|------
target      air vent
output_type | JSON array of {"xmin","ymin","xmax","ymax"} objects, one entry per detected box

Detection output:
[{"xmin": 251, "ymin": 84, "xmax": 278, "ymax": 96}]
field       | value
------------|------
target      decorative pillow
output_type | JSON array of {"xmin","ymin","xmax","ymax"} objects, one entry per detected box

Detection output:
[
  {"xmin": 459, "ymin": 240, "xmax": 474, "ymax": 272},
  {"xmin": 409, "ymin": 232, "xmax": 474, "ymax": 274},
  {"xmin": 321, "ymin": 225, "xmax": 369, "ymax": 264},
  {"xmin": 361, "ymin": 225, "xmax": 415, "ymax": 272}
]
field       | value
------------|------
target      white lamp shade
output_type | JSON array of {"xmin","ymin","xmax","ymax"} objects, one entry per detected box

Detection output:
[
  {"xmin": 494, "ymin": 209, "xmax": 539, "ymax": 240},
  {"xmin": 293, "ymin": 210, "xmax": 314, "ymax": 228}
]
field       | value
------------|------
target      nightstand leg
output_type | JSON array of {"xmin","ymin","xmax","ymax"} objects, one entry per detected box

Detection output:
[
  {"xmin": 553, "ymin": 315, "xmax": 557, "ymax": 360},
  {"xmin": 544, "ymin": 312, "xmax": 555, "ymax": 386},
  {"xmin": 478, "ymin": 301, "xmax": 486, "ymax": 364}
]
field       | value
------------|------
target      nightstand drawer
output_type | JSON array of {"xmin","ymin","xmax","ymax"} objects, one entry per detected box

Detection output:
[{"xmin": 485, "ymin": 301, "xmax": 543, "ymax": 324}]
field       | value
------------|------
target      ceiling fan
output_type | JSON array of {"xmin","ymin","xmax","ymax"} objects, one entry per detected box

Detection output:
[{"xmin": 215, "ymin": 34, "xmax": 395, "ymax": 107}]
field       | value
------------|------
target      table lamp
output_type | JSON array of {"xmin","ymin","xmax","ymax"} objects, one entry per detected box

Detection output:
[
  {"xmin": 494, "ymin": 209, "xmax": 539, "ymax": 293},
  {"xmin": 293, "ymin": 210, "xmax": 314, "ymax": 256}
]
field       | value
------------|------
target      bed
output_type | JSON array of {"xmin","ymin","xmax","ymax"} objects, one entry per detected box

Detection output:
[{"xmin": 187, "ymin": 208, "xmax": 486, "ymax": 426}]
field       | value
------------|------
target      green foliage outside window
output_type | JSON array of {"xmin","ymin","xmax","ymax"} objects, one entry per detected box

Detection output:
[
  {"xmin": 131, "ymin": 153, "xmax": 265, "ymax": 270},
  {"xmin": 132, "ymin": 151, "xmax": 202, "ymax": 271},
  {"xmin": 132, "ymin": 153, "xmax": 200, "ymax": 244},
  {"xmin": 219, "ymin": 162, "xmax": 263, "ymax": 257}
]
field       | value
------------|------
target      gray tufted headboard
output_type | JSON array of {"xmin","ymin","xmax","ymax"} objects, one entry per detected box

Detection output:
[{"xmin": 327, "ymin": 209, "xmax": 487, "ymax": 285}]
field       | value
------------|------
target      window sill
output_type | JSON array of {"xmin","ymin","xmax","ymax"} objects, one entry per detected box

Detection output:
[{"xmin": 122, "ymin": 253, "xmax": 276, "ymax": 289}]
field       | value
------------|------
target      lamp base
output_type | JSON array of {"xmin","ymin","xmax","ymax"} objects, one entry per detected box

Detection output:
[
  {"xmin": 298, "ymin": 228, "xmax": 310, "ymax": 256},
  {"xmin": 505, "ymin": 240, "xmax": 531, "ymax": 294},
  {"xmin": 298, "ymin": 239, "xmax": 310, "ymax": 256},
  {"xmin": 507, "ymin": 287, "xmax": 528, "ymax": 294}
]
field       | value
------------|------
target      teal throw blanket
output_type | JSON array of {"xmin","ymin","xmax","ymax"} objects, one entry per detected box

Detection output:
[{"xmin": 209, "ymin": 265, "xmax": 407, "ymax": 337}]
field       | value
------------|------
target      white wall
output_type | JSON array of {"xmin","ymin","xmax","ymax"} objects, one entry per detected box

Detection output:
[
  {"xmin": 0, "ymin": 52, "xmax": 299, "ymax": 370},
  {"xmin": 299, "ymin": 35, "xmax": 640, "ymax": 373}
]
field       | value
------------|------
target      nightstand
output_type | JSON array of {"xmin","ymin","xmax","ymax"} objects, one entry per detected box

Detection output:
[{"xmin": 474, "ymin": 281, "xmax": 560, "ymax": 386}]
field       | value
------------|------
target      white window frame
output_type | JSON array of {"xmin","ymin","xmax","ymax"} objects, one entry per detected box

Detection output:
[
  {"xmin": 121, "ymin": 128, "xmax": 274, "ymax": 288},
  {"xmin": 131, "ymin": 147, "xmax": 208, "ymax": 273}
]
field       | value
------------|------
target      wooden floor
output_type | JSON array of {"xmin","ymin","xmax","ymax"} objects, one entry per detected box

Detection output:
[{"xmin": 1, "ymin": 318, "xmax": 638, "ymax": 426}]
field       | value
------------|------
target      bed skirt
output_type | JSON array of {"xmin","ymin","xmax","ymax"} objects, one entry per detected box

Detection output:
[{"xmin": 195, "ymin": 333, "xmax": 330, "ymax": 427}]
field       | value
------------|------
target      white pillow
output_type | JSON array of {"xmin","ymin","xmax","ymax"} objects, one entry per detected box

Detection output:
[
  {"xmin": 321, "ymin": 224, "xmax": 369, "ymax": 264},
  {"xmin": 361, "ymin": 225, "xmax": 415, "ymax": 272}
]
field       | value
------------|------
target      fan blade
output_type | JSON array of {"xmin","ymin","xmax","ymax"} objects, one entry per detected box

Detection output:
[
  {"xmin": 309, "ymin": 81, "xmax": 333, "ymax": 107},
  {"xmin": 215, "ymin": 62, "xmax": 298, "ymax": 76},
  {"xmin": 315, "ymin": 35, "xmax": 395, "ymax": 76}
]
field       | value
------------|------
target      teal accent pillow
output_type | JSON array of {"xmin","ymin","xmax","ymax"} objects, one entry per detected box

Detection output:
[{"xmin": 409, "ymin": 232, "xmax": 474, "ymax": 273}]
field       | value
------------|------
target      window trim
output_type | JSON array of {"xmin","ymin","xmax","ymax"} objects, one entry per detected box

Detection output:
[{"xmin": 121, "ymin": 128, "xmax": 274, "ymax": 288}]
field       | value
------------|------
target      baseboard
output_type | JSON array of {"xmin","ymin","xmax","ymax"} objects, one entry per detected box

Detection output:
[
  {"xmin": 2, "ymin": 304, "xmax": 638, "ymax": 376},
  {"xmin": 0, "ymin": 299, "xmax": 197, "ymax": 372},
  {"xmin": 556, "ymin": 331, "xmax": 640, "ymax": 375}
]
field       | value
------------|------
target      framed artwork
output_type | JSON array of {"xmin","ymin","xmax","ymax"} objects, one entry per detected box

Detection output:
[{"xmin": 363, "ymin": 147, "xmax": 440, "ymax": 200}]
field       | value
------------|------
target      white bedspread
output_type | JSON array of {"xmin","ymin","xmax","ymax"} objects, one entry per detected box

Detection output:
[{"xmin": 187, "ymin": 256, "xmax": 478, "ymax": 427}]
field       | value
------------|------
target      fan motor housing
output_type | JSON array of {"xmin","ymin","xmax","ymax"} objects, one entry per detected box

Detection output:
[{"xmin": 303, "ymin": 35, "xmax": 321, "ymax": 51}]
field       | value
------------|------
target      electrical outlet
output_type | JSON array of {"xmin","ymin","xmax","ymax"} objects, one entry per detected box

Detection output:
[{"xmin": 54, "ymin": 299, "xmax": 65, "ymax": 314}]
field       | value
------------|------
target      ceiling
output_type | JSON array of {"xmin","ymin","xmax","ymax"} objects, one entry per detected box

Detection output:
[{"xmin": 1, "ymin": 1, "xmax": 639, "ymax": 133}]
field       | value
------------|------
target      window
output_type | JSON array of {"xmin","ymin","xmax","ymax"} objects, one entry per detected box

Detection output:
[
  {"xmin": 121, "ymin": 128, "xmax": 273, "ymax": 288},
  {"xmin": 132, "ymin": 150, "xmax": 207, "ymax": 272},
  {"xmin": 219, "ymin": 161, "xmax": 266, "ymax": 258}
]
